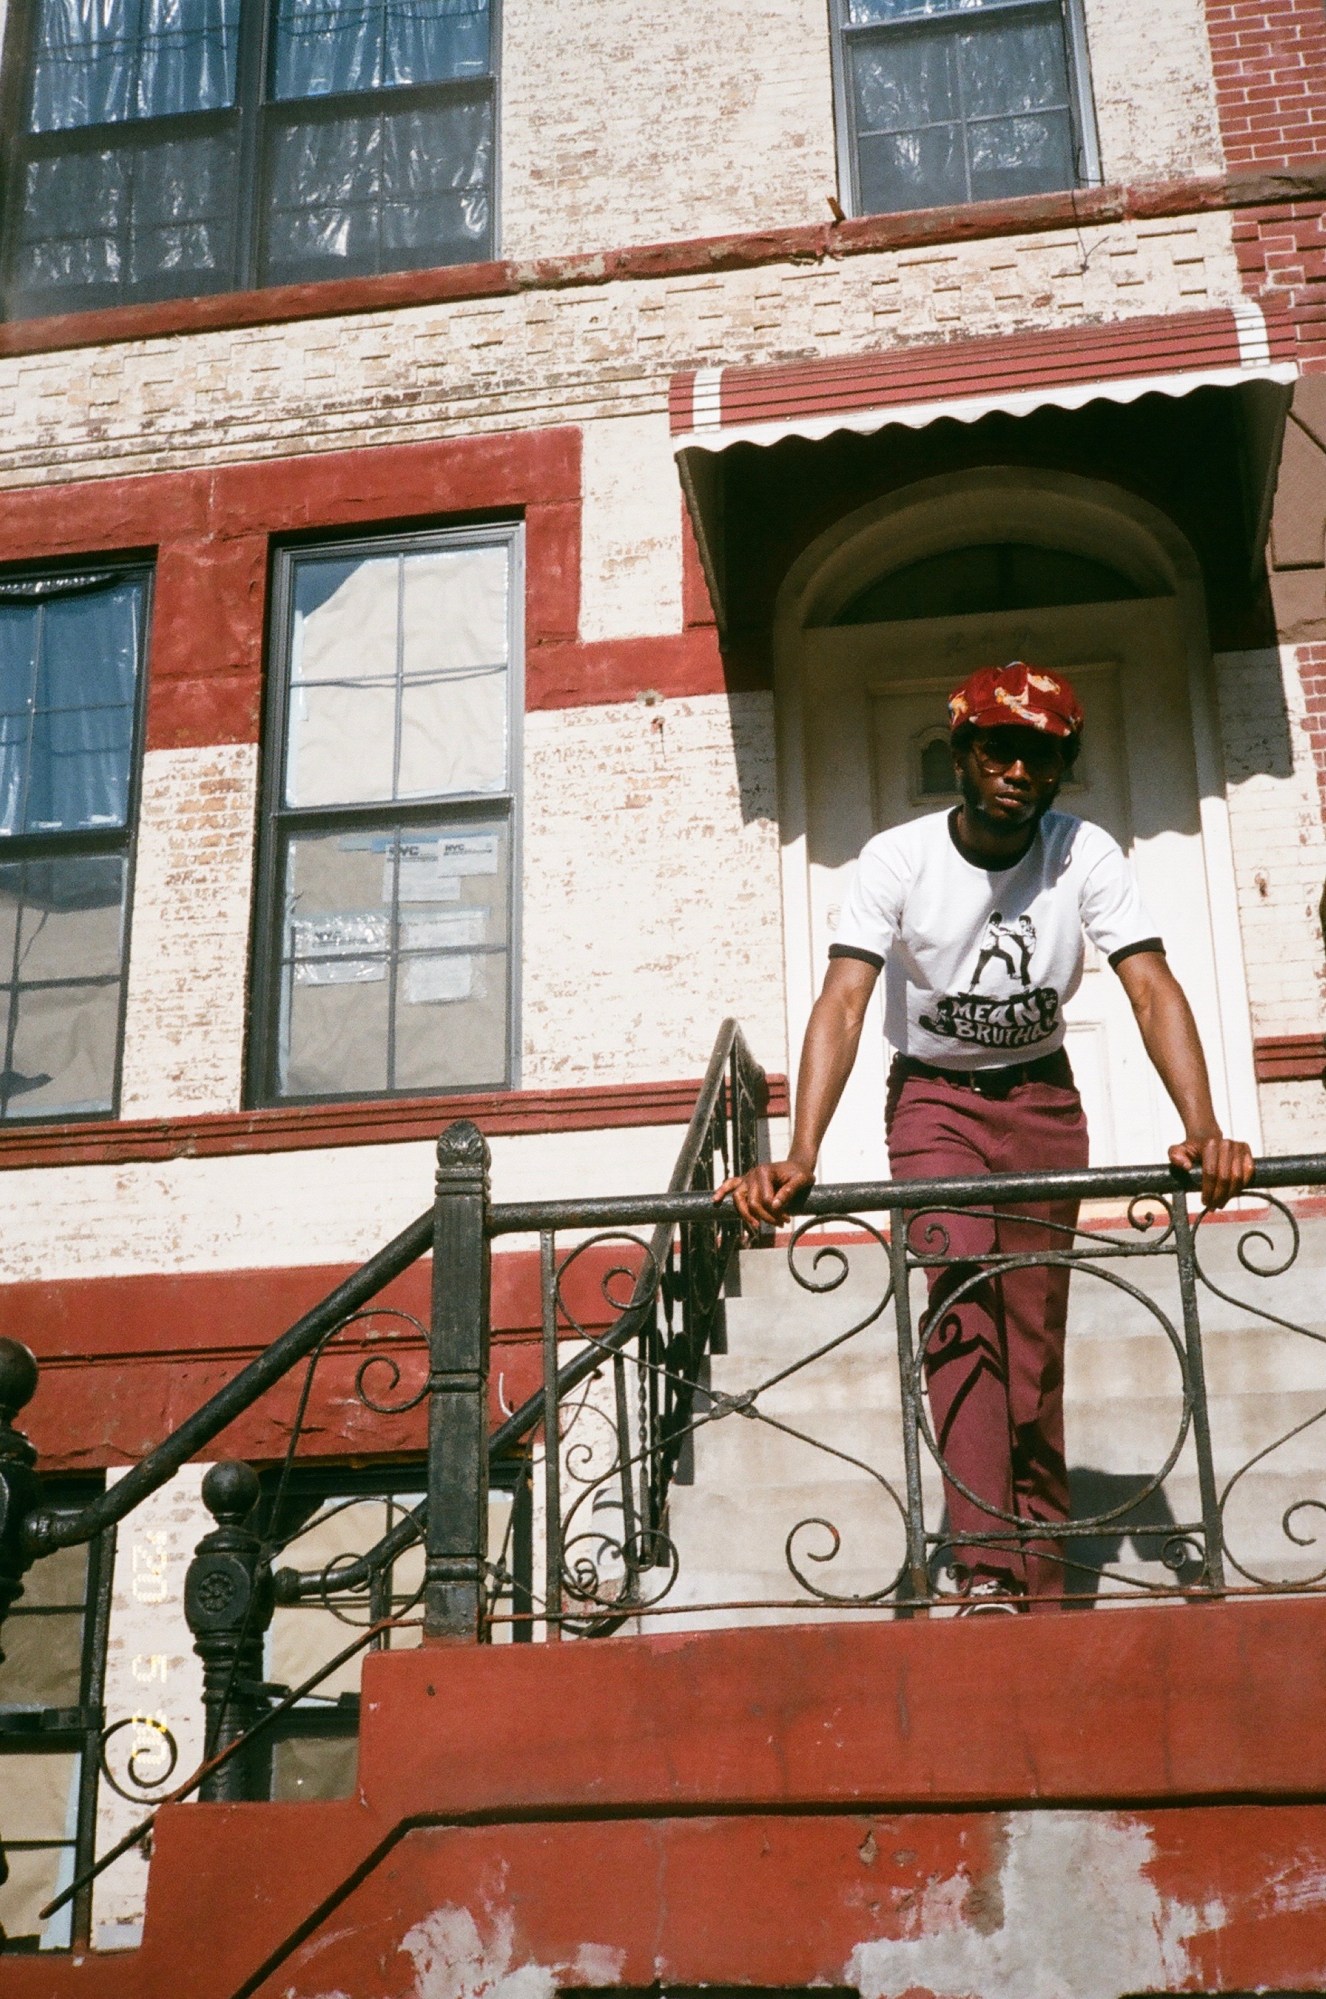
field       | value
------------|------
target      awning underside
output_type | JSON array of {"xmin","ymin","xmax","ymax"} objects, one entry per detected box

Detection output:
[{"xmin": 671, "ymin": 304, "xmax": 1299, "ymax": 634}]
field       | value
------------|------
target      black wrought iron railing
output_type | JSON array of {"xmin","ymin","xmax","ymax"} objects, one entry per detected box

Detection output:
[
  {"xmin": 4, "ymin": 1014, "xmax": 1326, "ymax": 1945},
  {"xmin": 0, "ymin": 1019, "xmax": 768, "ymax": 1943}
]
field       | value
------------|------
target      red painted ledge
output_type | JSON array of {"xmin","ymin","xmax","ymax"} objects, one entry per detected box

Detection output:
[
  {"xmin": 0, "ymin": 1072, "xmax": 789, "ymax": 1171},
  {"xmin": 1254, "ymin": 1032, "xmax": 1326, "ymax": 1082},
  {"xmin": 1, "ymin": 163, "xmax": 1323, "ymax": 358}
]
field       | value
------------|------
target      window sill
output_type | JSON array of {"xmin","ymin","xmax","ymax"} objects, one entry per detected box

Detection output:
[
  {"xmin": 0, "ymin": 1073, "xmax": 789, "ymax": 1171},
  {"xmin": 1, "ymin": 163, "xmax": 1323, "ymax": 360}
]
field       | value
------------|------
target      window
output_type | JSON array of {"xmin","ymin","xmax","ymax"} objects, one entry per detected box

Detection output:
[
  {"xmin": 0, "ymin": 1480, "xmax": 113, "ymax": 1952},
  {"xmin": 0, "ymin": 0, "xmax": 497, "ymax": 320},
  {"xmin": 0, "ymin": 566, "xmax": 149, "ymax": 1123},
  {"xmin": 830, "ymin": 0, "xmax": 1098, "ymax": 218},
  {"xmin": 251, "ymin": 524, "xmax": 521, "ymax": 1105},
  {"xmin": 831, "ymin": 543, "xmax": 1141, "ymax": 623}
]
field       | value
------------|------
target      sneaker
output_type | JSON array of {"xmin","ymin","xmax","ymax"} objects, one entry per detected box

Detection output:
[{"xmin": 956, "ymin": 1577, "xmax": 1020, "ymax": 1616}]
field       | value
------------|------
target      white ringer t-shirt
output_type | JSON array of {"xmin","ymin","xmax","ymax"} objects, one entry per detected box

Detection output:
[{"xmin": 829, "ymin": 808, "xmax": 1161, "ymax": 1072}]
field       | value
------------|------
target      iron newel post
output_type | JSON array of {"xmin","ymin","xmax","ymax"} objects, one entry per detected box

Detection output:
[
  {"xmin": 426, "ymin": 1119, "xmax": 492, "ymax": 1640},
  {"xmin": 184, "ymin": 1461, "xmax": 275, "ymax": 1801}
]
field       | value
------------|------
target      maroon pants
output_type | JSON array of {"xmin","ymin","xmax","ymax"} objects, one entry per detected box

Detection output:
[{"xmin": 885, "ymin": 1064, "xmax": 1089, "ymax": 1603}]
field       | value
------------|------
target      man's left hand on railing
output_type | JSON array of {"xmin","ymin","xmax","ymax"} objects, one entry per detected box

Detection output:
[{"xmin": 1168, "ymin": 1130, "xmax": 1255, "ymax": 1210}]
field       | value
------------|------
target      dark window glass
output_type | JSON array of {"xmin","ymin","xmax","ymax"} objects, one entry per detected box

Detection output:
[
  {"xmin": 253, "ymin": 529, "xmax": 518, "ymax": 1105},
  {"xmin": 0, "ymin": 1476, "xmax": 112, "ymax": 1952},
  {"xmin": 834, "ymin": 0, "xmax": 1093, "ymax": 216},
  {"xmin": 831, "ymin": 542, "xmax": 1142, "ymax": 623},
  {"xmin": 1, "ymin": 0, "xmax": 496, "ymax": 319},
  {"xmin": 0, "ymin": 570, "xmax": 146, "ymax": 1122}
]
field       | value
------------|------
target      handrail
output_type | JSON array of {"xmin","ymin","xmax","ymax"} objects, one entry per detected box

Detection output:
[
  {"xmin": 276, "ymin": 1018, "xmax": 763, "ymax": 1602},
  {"xmin": 489, "ymin": 1016, "xmax": 759, "ymax": 1457},
  {"xmin": 489, "ymin": 1151, "xmax": 1326, "ymax": 1235},
  {"xmin": 20, "ymin": 1208, "xmax": 434, "ymax": 1559}
]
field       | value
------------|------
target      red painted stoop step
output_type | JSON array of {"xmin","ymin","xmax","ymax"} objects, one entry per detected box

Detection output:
[{"xmin": 6, "ymin": 1600, "xmax": 1326, "ymax": 1999}]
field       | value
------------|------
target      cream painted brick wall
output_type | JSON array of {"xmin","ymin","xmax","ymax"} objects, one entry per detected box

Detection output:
[
  {"xmin": 0, "ymin": 1123, "xmax": 696, "ymax": 1280},
  {"xmin": 0, "ymin": 215, "xmax": 1242, "ymax": 489},
  {"xmin": 579, "ymin": 413, "xmax": 683, "ymax": 640},
  {"xmin": 92, "ymin": 1466, "xmax": 207, "ymax": 1951},
  {"xmin": 1083, "ymin": 0, "xmax": 1224, "ymax": 184},
  {"xmin": 500, "ymin": 0, "xmax": 836, "ymax": 261},
  {"xmin": 1215, "ymin": 647, "xmax": 1326, "ymax": 1156},
  {"xmin": 522, "ymin": 692, "xmax": 786, "ymax": 1089},
  {"xmin": 119, "ymin": 745, "xmax": 258, "ymax": 1118}
]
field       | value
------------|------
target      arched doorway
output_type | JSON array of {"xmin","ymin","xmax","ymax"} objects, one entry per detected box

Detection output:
[{"xmin": 773, "ymin": 468, "xmax": 1260, "ymax": 1182}]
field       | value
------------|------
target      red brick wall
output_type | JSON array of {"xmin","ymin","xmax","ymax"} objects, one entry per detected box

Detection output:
[
  {"xmin": 1204, "ymin": 0, "xmax": 1326, "ymax": 167},
  {"xmin": 1233, "ymin": 199, "xmax": 1326, "ymax": 365}
]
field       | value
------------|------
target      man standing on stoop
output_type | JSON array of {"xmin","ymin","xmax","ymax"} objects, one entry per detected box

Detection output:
[{"xmin": 717, "ymin": 661, "xmax": 1254, "ymax": 1613}]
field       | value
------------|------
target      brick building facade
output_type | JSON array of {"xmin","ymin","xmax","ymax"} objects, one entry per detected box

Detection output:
[{"xmin": 0, "ymin": 0, "xmax": 1325, "ymax": 1988}]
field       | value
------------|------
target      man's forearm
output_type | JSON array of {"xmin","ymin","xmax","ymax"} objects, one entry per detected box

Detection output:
[
  {"xmin": 788, "ymin": 991, "xmax": 868, "ymax": 1169},
  {"xmin": 1128, "ymin": 967, "xmax": 1219, "ymax": 1138}
]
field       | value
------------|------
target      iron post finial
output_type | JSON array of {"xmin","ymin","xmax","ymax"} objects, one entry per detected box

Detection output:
[
  {"xmin": 0, "ymin": 1339, "xmax": 38, "ymax": 1426},
  {"xmin": 436, "ymin": 1118, "xmax": 491, "ymax": 1187}
]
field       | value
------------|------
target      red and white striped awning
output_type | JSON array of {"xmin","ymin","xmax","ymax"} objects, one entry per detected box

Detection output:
[{"xmin": 669, "ymin": 303, "xmax": 1297, "ymax": 454}]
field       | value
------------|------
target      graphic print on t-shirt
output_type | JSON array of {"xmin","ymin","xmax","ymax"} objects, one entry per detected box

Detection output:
[{"xmin": 919, "ymin": 908, "xmax": 1062, "ymax": 1053}]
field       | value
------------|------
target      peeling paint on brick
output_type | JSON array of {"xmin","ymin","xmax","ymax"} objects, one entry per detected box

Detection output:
[{"xmin": 846, "ymin": 1812, "xmax": 1224, "ymax": 1999}]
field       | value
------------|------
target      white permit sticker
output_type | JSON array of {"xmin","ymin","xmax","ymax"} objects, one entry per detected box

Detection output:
[
  {"xmin": 390, "ymin": 842, "xmax": 463, "ymax": 904},
  {"xmin": 405, "ymin": 956, "xmax": 474, "ymax": 1005},
  {"xmin": 436, "ymin": 832, "xmax": 499, "ymax": 878},
  {"xmin": 403, "ymin": 908, "xmax": 486, "ymax": 951}
]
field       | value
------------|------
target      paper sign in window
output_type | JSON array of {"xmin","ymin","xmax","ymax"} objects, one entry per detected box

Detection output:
[
  {"xmin": 390, "ymin": 841, "xmax": 463, "ymax": 903},
  {"xmin": 437, "ymin": 832, "xmax": 498, "ymax": 878}
]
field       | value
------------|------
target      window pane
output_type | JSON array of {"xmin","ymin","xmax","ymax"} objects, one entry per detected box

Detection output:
[
  {"xmin": 6, "ymin": 977, "xmax": 123, "ymax": 1118},
  {"xmin": 968, "ymin": 110, "xmax": 1076, "ymax": 201},
  {"xmin": 277, "ymin": 819, "xmax": 510, "ymax": 1097},
  {"xmin": 0, "ymin": 583, "xmax": 142, "ymax": 837},
  {"xmin": 15, "ymin": 856, "xmax": 128, "ymax": 983},
  {"xmin": 858, "ymin": 124, "xmax": 965, "ymax": 212},
  {"xmin": 12, "ymin": 131, "xmax": 238, "ymax": 313},
  {"xmin": 272, "ymin": 0, "xmax": 491, "ymax": 99},
  {"xmin": 286, "ymin": 545, "xmax": 509, "ymax": 806},
  {"xmin": 260, "ymin": 95, "xmax": 493, "ymax": 286},
  {"xmin": 0, "ymin": 1842, "xmax": 74, "ymax": 1950},
  {"xmin": 0, "ymin": 1609, "xmax": 85, "ymax": 1705},
  {"xmin": 270, "ymin": 1732, "xmax": 358, "ymax": 1801},
  {"xmin": 287, "ymin": 554, "xmax": 399, "ymax": 808},
  {"xmin": 9, "ymin": 1539, "xmax": 88, "ymax": 1611},
  {"xmin": 959, "ymin": 17, "xmax": 1071, "ymax": 118},
  {"xmin": 29, "ymin": 0, "xmax": 240, "ymax": 131},
  {"xmin": 0, "ymin": 1751, "xmax": 81, "ymax": 1841},
  {"xmin": 851, "ymin": 29, "xmax": 958, "ymax": 135}
]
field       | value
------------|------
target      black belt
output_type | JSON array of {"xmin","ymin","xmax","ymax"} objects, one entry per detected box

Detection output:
[{"xmin": 891, "ymin": 1048, "xmax": 1074, "ymax": 1100}]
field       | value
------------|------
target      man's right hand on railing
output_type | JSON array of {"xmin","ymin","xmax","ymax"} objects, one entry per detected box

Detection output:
[{"xmin": 714, "ymin": 1156, "xmax": 816, "ymax": 1231}]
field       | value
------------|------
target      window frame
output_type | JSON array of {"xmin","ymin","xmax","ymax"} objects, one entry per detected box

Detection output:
[
  {"xmin": 248, "ymin": 518, "xmax": 524, "ymax": 1110},
  {"xmin": 0, "ymin": 0, "xmax": 503, "ymax": 322},
  {"xmin": 0, "ymin": 1478, "xmax": 114, "ymax": 1952},
  {"xmin": 826, "ymin": 0, "xmax": 1102, "ymax": 221},
  {"xmin": 0, "ymin": 557, "xmax": 153, "ymax": 1128}
]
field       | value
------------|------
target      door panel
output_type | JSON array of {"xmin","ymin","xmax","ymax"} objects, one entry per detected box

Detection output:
[{"xmin": 800, "ymin": 598, "xmax": 1226, "ymax": 1181}]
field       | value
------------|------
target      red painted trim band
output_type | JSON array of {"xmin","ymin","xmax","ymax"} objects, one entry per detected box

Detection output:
[
  {"xmin": 1254, "ymin": 1033, "xmax": 1326, "ymax": 1082},
  {"xmin": 0, "ymin": 1072, "xmax": 789, "ymax": 1170},
  {"xmin": 1, "ymin": 166, "xmax": 1324, "ymax": 360}
]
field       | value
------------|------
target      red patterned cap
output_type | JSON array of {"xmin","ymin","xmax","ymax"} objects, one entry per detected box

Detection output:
[{"xmin": 948, "ymin": 662, "xmax": 1084, "ymax": 741}]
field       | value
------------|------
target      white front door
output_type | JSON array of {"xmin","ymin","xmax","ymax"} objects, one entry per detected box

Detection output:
[{"xmin": 793, "ymin": 597, "xmax": 1248, "ymax": 1182}]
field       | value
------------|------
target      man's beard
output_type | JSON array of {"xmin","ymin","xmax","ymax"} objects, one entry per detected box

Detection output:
[{"xmin": 960, "ymin": 767, "xmax": 1060, "ymax": 833}]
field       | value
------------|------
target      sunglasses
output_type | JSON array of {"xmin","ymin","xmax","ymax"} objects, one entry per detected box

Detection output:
[{"xmin": 970, "ymin": 727, "xmax": 1066, "ymax": 778}]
